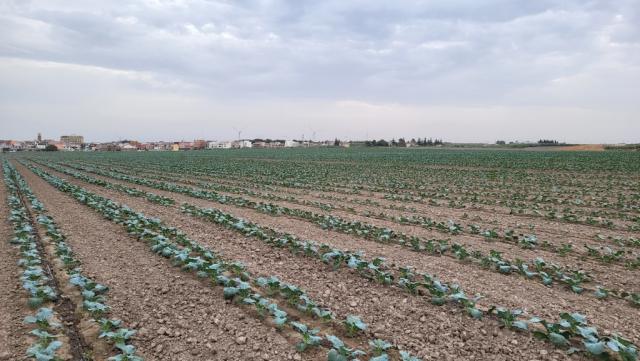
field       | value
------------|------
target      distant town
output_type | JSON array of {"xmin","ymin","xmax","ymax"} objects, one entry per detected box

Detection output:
[
  {"xmin": 2, "ymin": 134, "xmax": 637, "ymax": 152},
  {"xmin": 0, "ymin": 133, "xmax": 357, "ymax": 152}
]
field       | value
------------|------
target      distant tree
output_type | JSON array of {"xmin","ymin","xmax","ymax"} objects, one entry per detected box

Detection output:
[
  {"xmin": 496, "ymin": 140, "xmax": 506, "ymax": 145},
  {"xmin": 44, "ymin": 144, "xmax": 58, "ymax": 151},
  {"xmin": 334, "ymin": 138, "xmax": 341, "ymax": 146},
  {"xmin": 398, "ymin": 138, "xmax": 406, "ymax": 147},
  {"xmin": 538, "ymin": 139, "xmax": 559, "ymax": 145},
  {"xmin": 391, "ymin": 138, "xmax": 397, "ymax": 146},
  {"xmin": 377, "ymin": 139, "xmax": 389, "ymax": 147}
]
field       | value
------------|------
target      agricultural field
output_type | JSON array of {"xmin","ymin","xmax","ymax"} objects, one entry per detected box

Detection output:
[{"xmin": 1, "ymin": 147, "xmax": 639, "ymax": 361}]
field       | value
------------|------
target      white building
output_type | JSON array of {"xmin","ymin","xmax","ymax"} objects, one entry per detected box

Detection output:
[
  {"xmin": 285, "ymin": 140, "xmax": 301, "ymax": 148},
  {"xmin": 234, "ymin": 140, "xmax": 253, "ymax": 148},
  {"xmin": 120, "ymin": 143, "xmax": 137, "ymax": 151},
  {"xmin": 208, "ymin": 141, "xmax": 232, "ymax": 149}
]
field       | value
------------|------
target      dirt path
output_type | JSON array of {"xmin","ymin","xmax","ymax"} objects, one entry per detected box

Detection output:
[
  {"xmin": 17, "ymin": 162, "xmax": 303, "ymax": 361},
  {"xmin": 0, "ymin": 164, "xmax": 30, "ymax": 360}
]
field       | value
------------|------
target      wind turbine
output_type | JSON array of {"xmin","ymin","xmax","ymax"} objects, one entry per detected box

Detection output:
[{"xmin": 232, "ymin": 127, "xmax": 242, "ymax": 141}]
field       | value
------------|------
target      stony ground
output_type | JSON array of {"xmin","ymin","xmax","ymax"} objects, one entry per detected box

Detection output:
[{"xmin": 3, "ymin": 150, "xmax": 639, "ymax": 361}]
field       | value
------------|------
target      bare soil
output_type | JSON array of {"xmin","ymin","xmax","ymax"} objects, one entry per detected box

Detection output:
[
  {"xmin": 18, "ymin": 162, "xmax": 620, "ymax": 360},
  {"xmin": 17, "ymin": 162, "xmax": 303, "ymax": 361},
  {"xmin": 42, "ymin": 163, "xmax": 640, "ymax": 343},
  {"xmin": 55, "ymin": 164, "xmax": 638, "ymax": 294},
  {"xmin": 0, "ymin": 167, "xmax": 31, "ymax": 360}
]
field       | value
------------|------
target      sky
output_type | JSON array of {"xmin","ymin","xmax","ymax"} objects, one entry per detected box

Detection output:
[{"xmin": 1, "ymin": 0, "xmax": 639, "ymax": 143}]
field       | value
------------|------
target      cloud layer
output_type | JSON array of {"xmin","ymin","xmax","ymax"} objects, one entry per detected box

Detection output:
[{"xmin": 1, "ymin": 0, "xmax": 639, "ymax": 142}]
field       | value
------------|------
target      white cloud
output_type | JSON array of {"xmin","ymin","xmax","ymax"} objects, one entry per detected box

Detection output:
[{"xmin": 0, "ymin": 0, "xmax": 638, "ymax": 142}]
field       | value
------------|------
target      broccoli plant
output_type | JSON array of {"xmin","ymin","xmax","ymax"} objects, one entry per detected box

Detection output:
[
  {"xmin": 399, "ymin": 350, "xmax": 422, "ymax": 361},
  {"xmin": 556, "ymin": 243, "xmax": 573, "ymax": 256},
  {"xmin": 452, "ymin": 244, "xmax": 470, "ymax": 261},
  {"xmin": 369, "ymin": 339, "xmax": 392, "ymax": 356},
  {"xmin": 326, "ymin": 335, "xmax": 366, "ymax": 361},
  {"xmin": 343, "ymin": 315, "xmax": 367, "ymax": 337},
  {"xmin": 24, "ymin": 308, "xmax": 60, "ymax": 330},
  {"xmin": 100, "ymin": 328, "xmax": 136, "ymax": 348},
  {"xmin": 594, "ymin": 286, "xmax": 610, "ymax": 300},
  {"xmin": 627, "ymin": 293, "xmax": 640, "ymax": 307},
  {"xmin": 291, "ymin": 322, "xmax": 322, "ymax": 352},
  {"xmin": 108, "ymin": 343, "xmax": 143, "ymax": 361},
  {"xmin": 490, "ymin": 307, "xmax": 528, "ymax": 331},
  {"xmin": 223, "ymin": 278, "xmax": 252, "ymax": 301},
  {"xmin": 449, "ymin": 286, "xmax": 483, "ymax": 319},
  {"xmin": 267, "ymin": 303, "xmax": 287, "ymax": 328},
  {"xmin": 26, "ymin": 340, "xmax": 63, "ymax": 361}
]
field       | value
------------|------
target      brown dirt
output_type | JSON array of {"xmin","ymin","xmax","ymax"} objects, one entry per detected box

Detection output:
[
  {"xmin": 0, "ymin": 165, "xmax": 31, "ymax": 360},
  {"xmin": 90, "ymin": 162, "xmax": 639, "ymax": 240},
  {"xmin": 53, "ymin": 163, "xmax": 638, "ymax": 295},
  {"xmin": 20, "ymin": 162, "xmax": 635, "ymax": 360},
  {"xmin": 17, "ymin": 162, "xmax": 304, "ymax": 361},
  {"xmin": 49, "ymin": 164, "xmax": 640, "ymax": 342},
  {"xmin": 558, "ymin": 145, "xmax": 606, "ymax": 152}
]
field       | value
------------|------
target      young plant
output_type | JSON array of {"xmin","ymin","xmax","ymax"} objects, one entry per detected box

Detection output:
[
  {"xmin": 369, "ymin": 339, "xmax": 393, "ymax": 356},
  {"xmin": 26, "ymin": 340, "xmax": 63, "ymax": 361},
  {"xmin": 326, "ymin": 335, "xmax": 366, "ymax": 361},
  {"xmin": 24, "ymin": 308, "xmax": 60, "ymax": 330},
  {"xmin": 291, "ymin": 322, "xmax": 322, "ymax": 352},
  {"xmin": 343, "ymin": 315, "xmax": 367, "ymax": 337}
]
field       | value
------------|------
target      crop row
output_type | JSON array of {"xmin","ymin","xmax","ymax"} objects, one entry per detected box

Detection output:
[
  {"xmin": 72, "ymin": 160, "xmax": 640, "ymax": 272},
  {"xmin": 63, "ymin": 160, "xmax": 639, "ymax": 265},
  {"xmin": 81, "ymin": 156, "xmax": 639, "ymax": 228},
  {"xmin": 43, "ymin": 160, "xmax": 640, "ymax": 307},
  {"xmin": 69, "ymin": 158, "xmax": 640, "ymax": 235},
  {"xmin": 25, "ymin": 160, "xmax": 640, "ymax": 360},
  {"xmin": 21, "ymin": 160, "xmax": 425, "ymax": 361},
  {"xmin": 3, "ymin": 161, "xmax": 66, "ymax": 360},
  {"xmin": 63, "ymin": 163, "xmax": 640, "ymax": 262},
  {"xmin": 176, "ymin": 197, "xmax": 640, "ymax": 360},
  {"xmin": 4, "ymin": 160, "xmax": 143, "ymax": 361}
]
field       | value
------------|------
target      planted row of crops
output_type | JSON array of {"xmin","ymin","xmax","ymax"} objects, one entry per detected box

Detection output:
[
  {"xmin": 73, "ymin": 153, "xmax": 639, "ymax": 230},
  {"xmin": 55, "ymin": 163, "xmax": 640, "ymax": 262},
  {"xmin": 23, "ymin": 159, "xmax": 640, "ymax": 359},
  {"xmin": 3, "ymin": 162, "xmax": 66, "ymax": 360},
  {"xmin": 177, "ymin": 197, "xmax": 640, "ymax": 359},
  {"xmin": 60, "ymin": 160, "xmax": 639, "ymax": 268},
  {"xmin": 41, "ymin": 160, "xmax": 640, "ymax": 308},
  {"xmin": 78, "ymin": 161, "xmax": 640, "ymax": 276},
  {"xmin": 30, "ymin": 158, "xmax": 632, "ymax": 320},
  {"xmin": 53, "ymin": 159, "xmax": 640, "ymax": 273},
  {"xmin": 73, "ymin": 157, "xmax": 640, "ymax": 232},
  {"xmin": 21, "ymin": 161, "xmax": 428, "ymax": 361},
  {"xmin": 3, "ymin": 160, "xmax": 142, "ymax": 361}
]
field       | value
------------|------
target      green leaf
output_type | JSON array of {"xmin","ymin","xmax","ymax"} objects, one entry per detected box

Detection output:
[
  {"xmin": 513, "ymin": 321, "xmax": 528, "ymax": 331},
  {"xmin": 549, "ymin": 332, "xmax": 568, "ymax": 347},
  {"xmin": 327, "ymin": 349, "xmax": 347, "ymax": 361},
  {"xmin": 584, "ymin": 341, "xmax": 605, "ymax": 355}
]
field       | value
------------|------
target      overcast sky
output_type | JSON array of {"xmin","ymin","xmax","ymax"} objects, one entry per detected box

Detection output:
[{"xmin": 1, "ymin": 0, "xmax": 639, "ymax": 143}]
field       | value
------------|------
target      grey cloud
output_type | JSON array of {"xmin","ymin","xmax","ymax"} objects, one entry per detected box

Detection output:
[{"xmin": 0, "ymin": 0, "xmax": 638, "ymax": 142}]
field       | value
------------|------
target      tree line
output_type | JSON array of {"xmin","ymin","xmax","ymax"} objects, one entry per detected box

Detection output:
[{"xmin": 364, "ymin": 138, "xmax": 444, "ymax": 147}]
